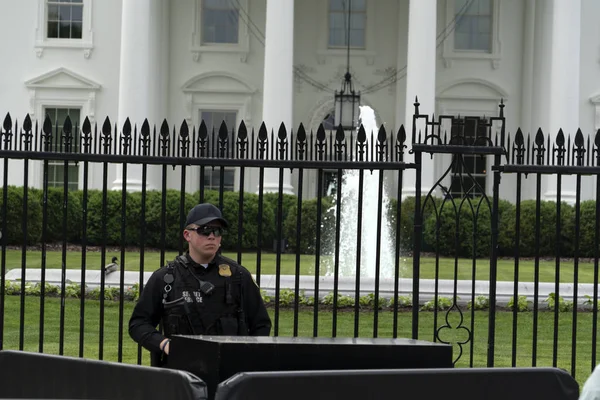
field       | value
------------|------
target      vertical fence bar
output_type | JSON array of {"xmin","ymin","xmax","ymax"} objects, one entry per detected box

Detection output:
[
  {"xmin": 593, "ymin": 172, "xmax": 600, "ymax": 370},
  {"xmin": 59, "ymin": 151, "xmax": 70, "ymax": 355},
  {"xmin": 117, "ymin": 156, "xmax": 128, "ymax": 363},
  {"xmin": 353, "ymin": 169, "xmax": 364, "ymax": 338},
  {"xmin": 79, "ymin": 158, "xmax": 89, "ymax": 358},
  {"xmin": 39, "ymin": 157, "xmax": 49, "ymax": 353},
  {"xmin": 511, "ymin": 172, "xmax": 523, "ymax": 367},
  {"xmin": 373, "ymin": 169, "xmax": 385, "ymax": 338},
  {"xmin": 273, "ymin": 169, "xmax": 285, "ymax": 337},
  {"xmin": 313, "ymin": 169, "xmax": 324, "ymax": 337},
  {"xmin": 0, "ymin": 146, "xmax": 7, "ymax": 352},
  {"xmin": 293, "ymin": 168, "xmax": 303, "ymax": 337},
  {"xmin": 392, "ymin": 169, "xmax": 403, "ymax": 338},
  {"xmin": 256, "ymin": 167, "xmax": 265, "ymax": 286},
  {"xmin": 412, "ymin": 151, "xmax": 423, "ymax": 339},
  {"xmin": 237, "ymin": 167, "xmax": 245, "ymax": 265},
  {"xmin": 160, "ymin": 164, "xmax": 168, "ymax": 268},
  {"xmin": 552, "ymin": 177, "xmax": 563, "ymax": 367},
  {"xmin": 99, "ymin": 159, "xmax": 109, "ymax": 360},
  {"xmin": 487, "ymin": 153, "xmax": 501, "ymax": 367},
  {"xmin": 571, "ymin": 173, "xmax": 582, "ymax": 377},
  {"xmin": 469, "ymin": 199, "xmax": 477, "ymax": 368},
  {"xmin": 532, "ymin": 173, "xmax": 543, "ymax": 366},
  {"xmin": 332, "ymin": 168, "xmax": 342, "ymax": 337},
  {"xmin": 137, "ymin": 161, "xmax": 148, "ymax": 365},
  {"xmin": 19, "ymin": 153, "xmax": 29, "ymax": 351}
]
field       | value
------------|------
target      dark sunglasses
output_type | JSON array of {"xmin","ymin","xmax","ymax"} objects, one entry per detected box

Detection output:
[{"xmin": 189, "ymin": 226, "xmax": 225, "ymax": 237}]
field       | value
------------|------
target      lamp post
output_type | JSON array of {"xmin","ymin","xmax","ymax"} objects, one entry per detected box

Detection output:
[{"xmin": 334, "ymin": 0, "xmax": 360, "ymax": 131}]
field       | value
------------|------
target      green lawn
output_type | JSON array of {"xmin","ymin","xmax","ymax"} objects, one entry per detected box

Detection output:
[
  {"xmin": 3, "ymin": 248, "xmax": 599, "ymax": 283},
  {"xmin": 1, "ymin": 295, "xmax": 598, "ymax": 387}
]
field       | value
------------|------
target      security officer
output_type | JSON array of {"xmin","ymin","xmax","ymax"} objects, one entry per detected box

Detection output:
[{"xmin": 128, "ymin": 203, "xmax": 272, "ymax": 366}]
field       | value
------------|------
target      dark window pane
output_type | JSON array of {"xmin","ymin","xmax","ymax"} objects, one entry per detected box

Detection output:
[
  {"xmin": 330, "ymin": 0, "xmax": 346, "ymax": 11},
  {"xmin": 58, "ymin": 22, "xmax": 70, "ymax": 38},
  {"xmin": 58, "ymin": 5, "xmax": 70, "ymax": 21},
  {"xmin": 48, "ymin": 5, "xmax": 59, "ymax": 20},
  {"xmin": 71, "ymin": 22, "xmax": 82, "ymax": 39},
  {"xmin": 47, "ymin": 22, "xmax": 59, "ymax": 38},
  {"xmin": 72, "ymin": 5, "xmax": 83, "ymax": 22},
  {"xmin": 202, "ymin": 3, "xmax": 238, "ymax": 44}
]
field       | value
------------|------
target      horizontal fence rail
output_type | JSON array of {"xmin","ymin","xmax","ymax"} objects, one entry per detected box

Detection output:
[{"xmin": 1, "ymin": 101, "xmax": 600, "ymax": 386}]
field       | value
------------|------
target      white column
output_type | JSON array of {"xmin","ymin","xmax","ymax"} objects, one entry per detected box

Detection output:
[
  {"xmin": 261, "ymin": 0, "xmax": 294, "ymax": 194},
  {"xmin": 112, "ymin": 0, "xmax": 166, "ymax": 192},
  {"xmin": 543, "ymin": 0, "xmax": 581, "ymax": 204},
  {"xmin": 519, "ymin": 0, "xmax": 536, "ymax": 137},
  {"xmin": 400, "ymin": 0, "xmax": 437, "ymax": 199}
]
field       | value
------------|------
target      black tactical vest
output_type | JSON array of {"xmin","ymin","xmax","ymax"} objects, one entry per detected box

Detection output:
[{"xmin": 161, "ymin": 256, "xmax": 246, "ymax": 337}]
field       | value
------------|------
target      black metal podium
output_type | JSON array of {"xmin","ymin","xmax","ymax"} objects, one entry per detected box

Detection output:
[{"xmin": 167, "ymin": 335, "xmax": 452, "ymax": 399}]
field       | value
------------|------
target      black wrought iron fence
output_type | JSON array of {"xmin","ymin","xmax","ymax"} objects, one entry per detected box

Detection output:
[{"xmin": 1, "ymin": 101, "xmax": 600, "ymax": 385}]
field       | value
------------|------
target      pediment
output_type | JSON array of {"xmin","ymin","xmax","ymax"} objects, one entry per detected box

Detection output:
[
  {"xmin": 182, "ymin": 72, "xmax": 256, "ymax": 94},
  {"xmin": 437, "ymin": 79, "xmax": 508, "ymax": 101},
  {"xmin": 25, "ymin": 67, "xmax": 101, "ymax": 90},
  {"xmin": 590, "ymin": 93, "xmax": 600, "ymax": 104}
]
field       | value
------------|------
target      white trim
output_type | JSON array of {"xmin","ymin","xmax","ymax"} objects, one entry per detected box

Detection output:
[
  {"xmin": 315, "ymin": 0, "xmax": 377, "ymax": 65},
  {"xmin": 190, "ymin": 0, "xmax": 250, "ymax": 62},
  {"xmin": 24, "ymin": 68, "xmax": 101, "ymax": 123},
  {"xmin": 441, "ymin": 0, "xmax": 501, "ymax": 69},
  {"xmin": 437, "ymin": 78, "xmax": 509, "ymax": 101},
  {"xmin": 181, "ymin": 72, "xmax": 255, "ymax": 125},
  {"xmin": 35, "ymin": 0, "xmax": 94, "ymax": 58},
  {"xmin": 589, "ymin": 93, "xmax": 600, "ymax": 130},
  {"xmin": 181, "ymin": 72, "xmax": 257, "ymax": 94}
]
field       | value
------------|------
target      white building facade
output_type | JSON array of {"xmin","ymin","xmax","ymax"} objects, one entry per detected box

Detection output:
[{"xmin": 0, "ymin": 0, "xmax": 598, "ymax": 203}]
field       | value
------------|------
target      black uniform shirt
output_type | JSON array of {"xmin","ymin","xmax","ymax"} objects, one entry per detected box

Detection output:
[{"xmin": 128, "ymin": 253, "xmax": 272, "ymax": 354}]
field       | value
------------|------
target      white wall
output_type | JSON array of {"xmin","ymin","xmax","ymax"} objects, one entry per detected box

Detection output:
[{"xmin": 0, "ymin": 0, "xmax": 598, "ymax": 202}]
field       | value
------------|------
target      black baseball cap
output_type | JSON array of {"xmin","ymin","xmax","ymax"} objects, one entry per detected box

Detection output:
[{"xmin": 185, "ymin": 203, "xmax": 229, "ymax": 228}]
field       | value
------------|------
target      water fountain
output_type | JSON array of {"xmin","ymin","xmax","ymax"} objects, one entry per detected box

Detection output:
[{"xmin": 325, "ymin": 105, "xmax": 397, "ymax": 279}]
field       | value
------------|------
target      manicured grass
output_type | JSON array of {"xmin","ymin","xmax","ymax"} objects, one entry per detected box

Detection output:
[
  {"xmin": 4, "ymin": 248, "xmax": 599, "ymax": 283},
  {"xmin": 1, "ymin": 295, "xmax": 597, "ymax": 387}
]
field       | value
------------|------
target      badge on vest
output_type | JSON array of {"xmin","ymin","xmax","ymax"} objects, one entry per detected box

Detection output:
[{"xmin": 219, "ymin": 264, "xmax": 232, "ymax": 277}]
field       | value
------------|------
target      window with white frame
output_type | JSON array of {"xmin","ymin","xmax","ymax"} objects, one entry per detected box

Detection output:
[
  {"xmin": 44, "ymin": 107, "xmax": 80, "ymax": 191},
  {"xmin": 202, "ymin": 0, "xmax": 239, "ymax": 44},
  {"xmin": 35, "ymin": 0, "xmax": 94, "ymax": 58},
  {"xmin": 200, "ymin": 110, "xmax": 237, "ymax": 191},
  {"xmin": 46, "ymin": 0, "xmax": 83, "ymax": 39},
  {"xmin": 454, "ymin": 0, "xmax": 492, "ymax": 52},
  {"xmin": 449, "ymin": 116, "xmax": 487, "ymax": 198},
  {"xmin": 328, "ymin": 0, "xmax": 366, "ymax": 49}
]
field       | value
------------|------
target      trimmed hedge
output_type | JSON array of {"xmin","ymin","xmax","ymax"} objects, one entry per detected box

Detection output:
[{"xmin": 0, "ymin": 186, "xmax": 597, "ymax": 258}]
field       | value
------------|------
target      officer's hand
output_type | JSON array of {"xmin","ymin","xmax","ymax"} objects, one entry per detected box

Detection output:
[{"xmin": 160, "ymin": 338, "xmax": 170, "ymax": 355}]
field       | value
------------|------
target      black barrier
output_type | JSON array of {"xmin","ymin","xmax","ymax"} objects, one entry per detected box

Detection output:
[
  {"xmin": 0, "ymin": 350, "xmax": 207, "ymax": 400},
  {"xmin": 167, "ymin": 335, "xmax": 453, "ymax": 399},
  {"xmin": 214, "ymin": 367, "xmax": 579, "ymax": 400}
]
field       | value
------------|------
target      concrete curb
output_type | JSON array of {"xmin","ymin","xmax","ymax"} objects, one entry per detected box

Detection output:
[{"xmin": 5, "ymin": 269, "xmax": 596, "ymax": 307}]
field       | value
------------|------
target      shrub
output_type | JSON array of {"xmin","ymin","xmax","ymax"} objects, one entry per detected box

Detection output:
[
  {"xmin": 544, "ymin": 292, "xmax": 573, "ymax": 312},
  {"xmin": 0, "ymin": 186, "xmax": 43, "ymax": 245},
  {"xmin": 467, "ymin": 295, "xmax": 489, "ymax": 310},
  {"xmin": 421, "ymin": 297, "xmax": 454, "ymax": 311},
  {"xmin": 499, "ymin": 200, "xmax": 575, "ymax": 258},
  {"xmin": 388, "ymin": 295, "xmax": 413, "ymax": 309},
  {"xmin": 507, "ymin": 295, "xmax": 529, "ymax": 312},
  {"xmin": 578, "ymin": 201, "xmax": 600, "ymax": 258},
  {"xmin": 423, "ymin": 197, "xmax": 513, "ymax": 258},
  {"xmin": 321, "ymin": 292, "xmax": 355, "ymax": 308},
  {"xmin": 43, "ymin": 187, "xmax": 83, "ymax": 243}
]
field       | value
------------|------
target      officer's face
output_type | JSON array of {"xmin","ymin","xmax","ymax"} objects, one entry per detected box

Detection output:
[{"xmin": 184, "ymin": 223, "xmax": 223, "ymax": 262}]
